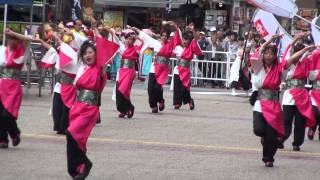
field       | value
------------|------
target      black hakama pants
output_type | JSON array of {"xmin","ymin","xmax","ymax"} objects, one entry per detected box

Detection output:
[
  {"xmin": 0, "ymin": 101, "xmax": 20, "ymax": 146},
  {"xmin": 116, "ymin": 88, "xmax": 134, "ymax": 114},
  {"xmin": 66, "ymin": 131, "xmax": 92, "ymax": 178},
  {"xmin": 253, "ymin": 111, "xmax": 280, "ymax": 163},
  {"xmin": 173, "ymin": 74, "xmax": 192, "ymax": 106},
  {"xmin": 283, "ymin": 105, "xmax": 306, "ymax": 147},
  {"xmin": 52, "ymin": 92, "xmax": 70, "ymax": 134},
  {"xmin": 148, "ymin": 73, "xmax": 164, "ymax": 109}
]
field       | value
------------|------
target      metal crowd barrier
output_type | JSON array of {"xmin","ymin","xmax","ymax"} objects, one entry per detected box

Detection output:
[
  {"xmin": 20, "ymin": 42, "xmax": 55, "ymax": 96},
  {"xmin": 168, "ymin": 50, "xmax": 232, "ymax": 87}
]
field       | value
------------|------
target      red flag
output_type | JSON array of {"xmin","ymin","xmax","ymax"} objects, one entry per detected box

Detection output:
[
  {"xmin": 96, "ymin": 35, "xmax": 119, "ymax": 68},
  {"xmin": 59, "ymin": 43, "xmax": 77, "ymax": 69}
]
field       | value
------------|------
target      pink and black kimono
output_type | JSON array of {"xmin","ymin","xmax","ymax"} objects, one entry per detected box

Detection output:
[
  {"xmin": 66, "ymin": 36, "xmax": 119, "ymax": 178},
  {"xmin": 116, "ymin": 42, "xmax": 142, "ymax": 118},
  {"xmin": 281, "ymin": 44, "xmax": 315, "ymax": 149},
  {"xmin": 139, "ymin": 29, "xmax": 182, "ymax": 112},
  {"xmin": 307, "ymin": 48, "xmax": 320, "ymax": 140},
  {"xmin": 250, "ymin": 48, "xmax": 285, "ymax": 163},
  {"xmin": 0, "ymin": 44, "xmax": 25, "ymax": 148},
  {"xmin": 172, "ymin": 39, "xmax": 202, "ymax": 109},
  {"xmin": 40, "ymin": 43, "xmax": 78, "ymax": 134}
]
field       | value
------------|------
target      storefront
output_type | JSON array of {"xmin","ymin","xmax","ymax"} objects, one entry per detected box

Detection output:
[
  {"xmin": 231, "ymin": 0, "xmax": 255, "ymax": 34},
  {"xmin": 290, "ymin": 0, "xmax": 318, "ymax": 35},
  {"xmin": 204, "ymin": 1, "xmax": 233, "ymax": 31},
  {"xmin": 94, "ymin": 1, "xmax": 167, "ymax": 31},
  {"xmin": 93, "ymin": 0, "xmax": 239, "ymax": 32}
]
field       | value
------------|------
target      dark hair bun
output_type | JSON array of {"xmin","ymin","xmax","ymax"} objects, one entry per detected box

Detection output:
[
  {"xmin": 125, "ymin": 32, "xmax": 136, "ymax": 39},
  {"xmin": 182, "ymin": 30, "xmax": 193, "ymax": 41}
]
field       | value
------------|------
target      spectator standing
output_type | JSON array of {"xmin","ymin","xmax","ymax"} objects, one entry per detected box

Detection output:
[
  {"xmin": 197, "ymin": 31, "xmax": 209, "ymax": 60},
  {"xmin": 225, "ymin": 32, "xmax": 239, "ymax": 61},
  {"xmin": 197, "ymin": 31, "xmax": 209, "ymax": 86},
  {"xmin": 205, "ymin": 34, "xmax": 224, "ymax": 87}
]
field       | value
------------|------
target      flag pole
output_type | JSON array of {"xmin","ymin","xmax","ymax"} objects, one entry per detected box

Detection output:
[
  {"xmin": 294, "ymin": 14, "xmax": 320, "ymax": 30},
  {"xmin": 2, "ymin": 3, "xmax": 8, "ymax": 45},
  {"xmin": 238, "ymin": 10, "xmax": 257, "ymax": 74}
]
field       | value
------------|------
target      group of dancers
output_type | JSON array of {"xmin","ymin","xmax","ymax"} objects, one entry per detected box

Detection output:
[
  {"xmin": 0, "ymin": 18, "xmax": 202, "ymax": 179},
  {"xmin": 249, "ymin": 32, "xmax": 320, "ymax": 167},
  {"xmin": 1, "ymin": 17, "xmax": 320, "ymax": 179}
]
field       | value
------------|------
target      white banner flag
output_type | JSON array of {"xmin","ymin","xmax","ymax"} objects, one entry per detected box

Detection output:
[
  {"xmin": 247, "ymin": 0, "xmax": 298, "ymax": 18},
  {"xmin": 311, "ymin": 16, "xmax": 320, "ymax": 45},
  {"xmin": 253, "ymin": 10, "xmax": 293, "ymax": 57}
]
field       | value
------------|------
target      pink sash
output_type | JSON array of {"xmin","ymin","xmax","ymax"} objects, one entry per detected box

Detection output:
[
  {"xmin": 117, "ymin": 68, "xmax": 136, "ymax": 100},
  {"xmin": 260, "ymin": 63, "xmax": 285, "ymax": 137},
  {"xmin": 0, "ymin": 79, "xmax": 22, "ymax": 118},
  {"xmin": 155, "ymin": 63, "xmax": 169, "ymax": 86}
]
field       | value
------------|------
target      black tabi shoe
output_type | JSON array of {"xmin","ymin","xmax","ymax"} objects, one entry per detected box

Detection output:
[
  {"xmin": 174, "ymin": 104, "xmax": 181, "ymax": 110},
  {"xmin": 73, "ymin": 161, "xmax": 93, "ymax": 180},
  {"xmin": 276, "ymin": 137, "xmax": 284, "ymax": 149},
  {"xmin": 127, "ymin": 107, "xmax": 135, "ymax": 118},
  {"xmin": 118, "ymin": 113, "xmax": 126, "ymax": 118},
  {"xmin": 57, "ymin": 130, "xmax": 67, "ymax": 135},
  {"xmin": 278, "ymin": 143, "xmax": 284, "ymax": 149},
  {"xmin": 11, "ymin": 134, "xmax": 21, "ymax": 147},
  {"xmin": 189, "ymin": 99, "xmax": 195, "ymax": 110},
  {"xmin": 265, "ymin": 161, "xmax": 273, "ymax": 167},
  {"xmin": 293, "ymin": 145, "xmax": 301, "ymax": 151},
  {"xmin": 158, "ymin": 100, "xmax": 165, "ymax": 111},
  {"xmin": 308, "ymin": 129, "xmax": 315, "ymax": 140},
  {"xmin": 96, "ymin": 117, "xmax": 101, "ymax": 124},
  {"xmin": 260, "ymin": 137, "xmax": 264, "ymax": 146},
  {"xmin": 151, "ymin": 107, "xmax": 158, "ymax": 113},
  {"xmin": 0, "ymin": 141, "xmax": 8, "ymax": 149}
]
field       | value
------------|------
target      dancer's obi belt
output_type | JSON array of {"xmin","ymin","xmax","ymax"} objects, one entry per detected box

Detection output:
[
  {"xmin": 121, "ymin": 59, "xmax": 135, "ymax": 69},
  {"xmin": 56, "ymin": 72, "xmax": 74, "ymax": 85},
  {"xmin": 154, "ymin": 56, "xmax": 170, "ymax": 65},
  {"xmin": 0, "ymin": 67, "xmax": 20, "ymax": 80},
  {"xmin": 178, "ymin": 59, "xmax": 190, "ymax": 68},
  {"xmin": 313, "ymin": 80, "xmax": 320, "ymax": 90},
  {"xmin": 285, "ymin": 79, "xmax": 305, "ymax": 89},
  {"xmin": 77, "ymin": 88, "xmax": 99, "ymax": 106},
  {"xmin": 258, "ymin": 89, "xmax": 279, "ymax": 101}
]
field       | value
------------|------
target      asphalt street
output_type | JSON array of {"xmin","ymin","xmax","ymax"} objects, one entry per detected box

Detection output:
[{"xmin": 1, "ymin": 82, "xmax": 320, "ymax": 180}]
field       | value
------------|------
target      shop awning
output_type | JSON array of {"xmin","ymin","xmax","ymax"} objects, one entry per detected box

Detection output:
[
  {"xmin": 95, "ymin": 0, "xmax": 187, "ymax": 8},
  {"xmin": 94, "ymin": 0, "xmax": 233, "ymax": 8},
  {"xmin": 0, "ymin": 0, "xmax": 33, "ymax": 5}
]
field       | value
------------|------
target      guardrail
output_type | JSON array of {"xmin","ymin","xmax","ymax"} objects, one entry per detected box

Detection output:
[{"xmin": 168, "ymin": 50, "xmax": 232, "ymax": 87}]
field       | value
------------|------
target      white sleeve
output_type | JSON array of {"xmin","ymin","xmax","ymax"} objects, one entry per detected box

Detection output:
[
  {"xmin": 173, "ymin": 46, "xmax": 183, "ymax": 58},
  {"xmin": 0, "ymin": 45, "xmax": 6, "ymax": 66},
  {"xmin": 139, "ymin": 31, "xmax": 162, "ymax": 52},
  {"xmin": 41, "ymin": 47, "xmax": 58, "ymax": 65},
  {"xmin": 71, "ymin": 32, "xmax": 88, "ymax": 50}
]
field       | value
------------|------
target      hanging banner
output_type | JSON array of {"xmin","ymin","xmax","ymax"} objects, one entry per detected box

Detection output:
[
  {"xmin": 311, "ymin": 16, "xmax": 320, "ymax": 45},
  {"xmin": 246, "ymin": 0, "xmax": 298, "ymax": 18},
  {"xmin": 253, "ymin": 10, "xmax": 293, "ymax": 56}
]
